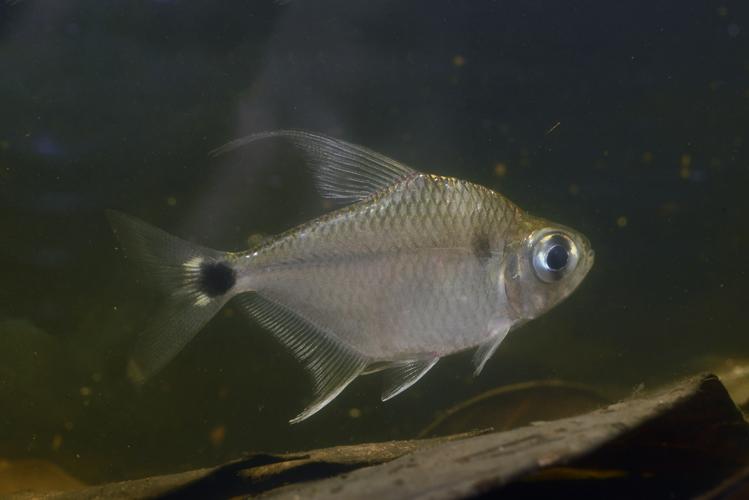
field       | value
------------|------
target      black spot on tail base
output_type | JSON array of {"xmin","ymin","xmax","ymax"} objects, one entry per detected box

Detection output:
[{"xmin": 199, "ymin": 261, "xmax": 236, "ymax": 297}]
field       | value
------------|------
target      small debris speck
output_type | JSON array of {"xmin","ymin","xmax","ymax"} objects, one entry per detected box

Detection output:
[
  {"xmin": 679, "ymin": 154, "xmax": 692, "ymax": 179},
  {"xmin": 79, "ymin": 386, "xmax": 92, "ymax": 397},
  {"xmin": 717, "ymin": 6, "xmax": 728, "ymax": 16},
  {"xmin": 452, "ymin": 55, "xmax": 465, "ymax": 67},
  {"xmin": 51, "ymin": 434, "xmax": 63, "ymax": 451},
  {"xmin": 659, "ymin": 202, "xmax": 680, "ymax": 217},
  {"xmin": 209, "ymin": 425, "xmax": 226, "ymax": 447},
  {"xmin": 545, "ymin": 121, "xmax": 561, "ymax": 135},
  {"xmin": 568, "ymin": 184, "xmax": 580, "ymax": 196},
  {"xmin": 616, "ymin": 216, "xmax": 628, "ymax": 228},
  {"xmin": 166, "ymin": 196, "xmax": 177, "ymax": 207},
  {"xmin": 348, "ymin": 408, "xmax": 362, "ymax": 418},
  {"xmin": 246, "ymin": 233, "xmax": 266, "ymax": 248},
  {"xmin": 680, "ymin": 154, "xmax": 691, "ymax": 168},
  {"xmin": 493, "ymin": 163, "xmax": 507, "ymax": 177},
  {"xmin": 642, "ymin": 151, "xmax": 653, "ymax": 164}
]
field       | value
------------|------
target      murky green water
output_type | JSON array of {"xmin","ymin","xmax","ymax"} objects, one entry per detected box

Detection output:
[{"xmin": 1, "ymin": 0, "xmax": 747, "ymax": 488}]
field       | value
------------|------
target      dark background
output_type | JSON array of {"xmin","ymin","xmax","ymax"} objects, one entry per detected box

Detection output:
[{"xmin": 0, "ymin": 0, "xmax": 747, "ymax": 484}]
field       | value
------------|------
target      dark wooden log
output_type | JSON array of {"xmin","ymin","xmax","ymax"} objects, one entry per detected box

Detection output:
[{"xmin": 20, "ymin": 374, "xmax": 749, "ymax": 499}]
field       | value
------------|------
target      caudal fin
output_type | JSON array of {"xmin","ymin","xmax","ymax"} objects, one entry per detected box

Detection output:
[{"xmin": 107, "ymin": 210, "xmax": 237, "ymax": 384}]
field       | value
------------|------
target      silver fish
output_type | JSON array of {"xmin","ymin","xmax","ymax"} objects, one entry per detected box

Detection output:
[{"xmin": 108, "ymin": 130, "xmax": 594, "ymax": 423}]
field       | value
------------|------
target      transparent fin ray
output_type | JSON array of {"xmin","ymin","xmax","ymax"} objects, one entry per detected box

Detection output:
[
  {"xmin": 362, "ymin": 361, "xmax": 396, "ymax": 375},
  {"xmin": 381, "ymin": 357, "xmax": 439, "ymax": 402},
  {"xmin": 472, "ymin": 319, "xmax": 512, "ymax": 376},
  {"xmin": 127, "ymin": 297, "xmax": 227, "ymax": 384},
  {"xmin": 237, "ymin": 293, "xmax": 368, "ymax": 423},
  {"xmin": 107, "ymin": 210, "xmax": 225, "ymax": 290},
  {"xmin": 210, "ymin": 130, "xmax": 416, "ymax": 204},
  {"xmin": 107, "ymin": 210, "xmax": 233, "ymax": 383}
]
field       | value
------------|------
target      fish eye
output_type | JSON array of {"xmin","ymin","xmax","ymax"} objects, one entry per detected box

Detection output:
[
  {"xmin": 545, "ymin": 244, "xmax": 569, "ymax": 271},
  {"xmin": 532, "ymin": 232, "xmax": 579, "ymax": 283}
]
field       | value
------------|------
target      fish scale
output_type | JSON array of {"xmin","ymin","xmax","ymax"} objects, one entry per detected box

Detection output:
[{"xmin": 240, "ymin": 174, "xmax": 514, "ymax": 359}]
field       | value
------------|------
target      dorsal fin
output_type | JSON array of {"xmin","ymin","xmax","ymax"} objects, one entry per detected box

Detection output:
[
  {"xmin": 381, "ymin": 358, "xmax": 439, "ymax": 402},
  {"xmin": 237, "ymin": 293, "xmax": 368, "ymax": 423},
  {"xmin": 211, "ymin": 130, "xmax": 416, "ymax": 205}
]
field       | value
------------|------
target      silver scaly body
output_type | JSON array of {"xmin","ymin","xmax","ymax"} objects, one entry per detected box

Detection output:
[{"xmin": 238, "ymin": 173, "xmax": 519, "ymax": 359}]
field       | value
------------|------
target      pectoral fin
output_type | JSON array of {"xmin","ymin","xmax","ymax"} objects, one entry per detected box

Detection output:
[
  {"xmin": 381, "ymin": 358, "xmax": 439, "ymax": 401},
  {"xmin": 472, "ymin": 318, "xmax": 513, "ymax": 376}
]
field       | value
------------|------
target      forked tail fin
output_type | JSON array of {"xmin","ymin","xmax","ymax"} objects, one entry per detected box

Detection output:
[{"xmin": 107, "ymin": 210, "xmax": 237, "ymax": 384}]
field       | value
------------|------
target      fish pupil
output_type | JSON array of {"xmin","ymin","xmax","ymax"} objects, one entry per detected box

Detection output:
[
  {"xmin": 198, "ymin": 261, "xmax": 236, "ymax": 297},
  {"xmin": 546, "ymin": 245, "xmax": 568, "ymax": 271}
]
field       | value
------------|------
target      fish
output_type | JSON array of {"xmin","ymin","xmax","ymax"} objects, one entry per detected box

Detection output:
[{"xmin": 108, "ymin": 130, "xmax": 594, "ymax": 423}]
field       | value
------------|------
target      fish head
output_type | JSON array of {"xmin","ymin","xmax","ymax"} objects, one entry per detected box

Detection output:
[{"xmin": 502, "ymin": 218, "xmax": 594, "ymax": 320}]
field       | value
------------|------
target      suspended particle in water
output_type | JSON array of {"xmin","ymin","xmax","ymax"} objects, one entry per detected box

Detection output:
[
  {"xmin": 642, "ymin": 151, "xmax": 653, "ymax": 165},
  {"xmin": 209, "ymin": 425, "xmax": 226, "ymax": 447},
  {"xmin": 709, "ymin": 80, "xmax": 724, "ymax": 91},
  {"xmin": 616, "ymin": 216, "xmax": 628, "ymax": 228},
  {"xmin": 51, "ymin": 434, "xmax": 63, "ymax": 451},
  {"xmin": 348, "ymin": 408, "xmax": 362, "ymax": 418},
  {"xmin": 218, "ymin": 386, "xmax": 230, "ymax": 400},
  {"xmin": 166, "ymin": 196, "xmax": 177, "ymax": 207},
  {"xmin": 659, "ymin": 201, "xmax": 680, "ymax": 218},
  {"xmin": 568, "ymin": 184, "xmax": 580, "ymax": 196},
  {"xmin": 493, "ymin": 162, "xmax": 507, "ymax": 177},
  {"xmin": 452, "ymin": 55, "xmax": 465, "ymax": 67},
  {"xmin": 679, "ymin": 154, "xmax": 692, "ymax": 179}
]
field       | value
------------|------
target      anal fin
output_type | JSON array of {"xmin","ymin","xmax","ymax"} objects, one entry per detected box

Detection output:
[
  {"xmin": 237, "ymin": 294, "xmax": 368, "ymax": 423},
  {"xmin": 381, "ymin": 358, "xmax": 439, "ymax": 402}
]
